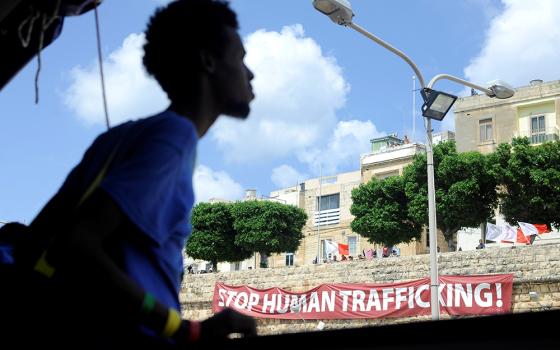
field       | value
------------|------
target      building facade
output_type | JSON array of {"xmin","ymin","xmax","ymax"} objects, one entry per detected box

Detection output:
[
  {"xmin": 454, "ymin": 79, "xmax": 560, "ymax": 154},
  {"xmin": 453, "ymin": 79, "xmax": 560, "ymax": 250},
  {"xmin": 265, "ymin": 134, "xmax": 456, "ymax": 269}
]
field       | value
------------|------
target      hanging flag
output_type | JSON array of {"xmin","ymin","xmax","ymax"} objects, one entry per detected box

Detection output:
[
  {"xmin": 338, "ymin": 243, "xmax": 349, "ymax": 256},
  {"xmin": 500, "ymin": 224, "xmax": 517, "ymax": 243},
  {"xmin": 519, "ymin": 222, "xmax": 538, "ymax": 237},
  {"xmin": 324, "ymin": 240, "xmax": 338, "ymax": 255},
  {"xmin": 533, "ymin": 224, "xmax": 550, "ymax": 234},
  {"xmin": 516, "ymin": 228, "xmax": 530, "ymax": 244},
  {"xmin": 486, "ymin": 223, "xmax": 502, "ymax": 241}
]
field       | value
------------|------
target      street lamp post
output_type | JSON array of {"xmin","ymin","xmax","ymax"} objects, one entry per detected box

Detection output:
[{"xmin": 312, "ymin": 0, "xmax": 515, "ymax": 320}]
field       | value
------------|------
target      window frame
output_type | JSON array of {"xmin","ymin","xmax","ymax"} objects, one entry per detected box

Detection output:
[
  {"xmin": 316, "ymin": 193, "xmax": 340, "ymax": 211},
  {"xmin": 285, "ymin": 252, "xmax": 294, "ymax": 266},
  {"xmin": 479, "ymin": 118, "xmax": 494, "ymax": 143},
  {"xmin": 530, "ymin": 115, "xmax": 546, "ymax": 144}
]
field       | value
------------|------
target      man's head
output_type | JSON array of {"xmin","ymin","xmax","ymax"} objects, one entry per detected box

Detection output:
[{"xmin": 143, "ymin": 0, "xmax": 254, "ymax": 119}]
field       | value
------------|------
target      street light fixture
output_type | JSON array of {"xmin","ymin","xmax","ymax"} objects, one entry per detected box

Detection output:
[
  {"xmin": 420, "ymin": 88, "xmax": 458, "ymax": 121},
  {"xmin": 312, "ymin": 0, "xmax": 353, "ymax": 25},
  {"xmin": 312, "ymin": 0, "xmax": 515, "ymax": 321}
]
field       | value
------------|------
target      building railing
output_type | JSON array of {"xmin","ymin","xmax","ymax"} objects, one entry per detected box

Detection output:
[
  {"xmin": 314, "ymin": 208, "xmax": 340, "ymax": 226},
  {"xmin": 514, "ymin": 126, "xmax": 560, "ymax": 144}
]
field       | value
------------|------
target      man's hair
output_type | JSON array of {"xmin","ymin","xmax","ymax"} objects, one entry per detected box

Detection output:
[{"xmin": 143, "ymin": 0, "xmax": 238, "ymax": 100}]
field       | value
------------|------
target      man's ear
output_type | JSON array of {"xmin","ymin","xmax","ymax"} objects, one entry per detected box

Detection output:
[{"xmin": 199, "ymin": 50, "xmax": 216, "ymax": 74}]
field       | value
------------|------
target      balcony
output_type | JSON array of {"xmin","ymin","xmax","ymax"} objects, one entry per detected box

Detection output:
[
  {"xmin": 313, "ymin": 208, "xmax": 340, "ymax": 227},
  {"xmin": 514, "ymin": 126, "xmax": 560, "ymax": 144},
  {"xmin": 361, "ymin": 143, "xmax": 426, "ymax": 166}
]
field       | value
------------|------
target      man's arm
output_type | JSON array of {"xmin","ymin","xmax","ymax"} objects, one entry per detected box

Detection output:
[{"xmin": 54, "ymin": 189, "xmax": 256, "ymax": 343}]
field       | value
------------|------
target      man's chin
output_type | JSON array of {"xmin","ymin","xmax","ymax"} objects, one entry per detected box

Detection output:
[{"xmin": 224, "ymin": 103, "xmax": 251, "ymax": 119}]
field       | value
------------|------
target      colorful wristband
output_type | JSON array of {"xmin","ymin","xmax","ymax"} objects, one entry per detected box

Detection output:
[
  {"xmin": 162, "ymin": 308, "xmax": 182, "ymax": 338},
  {"xmin": 141, "ymin": 293, "xmax": 156, "ymax": 315},
  {"xmin": 188, "ymin": 320, "xmax": 201, "ymax": 343}
]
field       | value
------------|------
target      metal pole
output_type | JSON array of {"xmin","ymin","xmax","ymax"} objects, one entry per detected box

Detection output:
[
  {"xmin": 316, "ymin": 165, "xmax": 323, "ymax": 264},
  {"xmin": 426, "ymin": 117, "xmax": 440, "ymax": 320},
  {"xmin": 346, "ymin": 21, "xmax": 441, "ymax": 320},
  {"xmin": 412, "ymin": 75, "xmax": 416, "ymax": 142}
]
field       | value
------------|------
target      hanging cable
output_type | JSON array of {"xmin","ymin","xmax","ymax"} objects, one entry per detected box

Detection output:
[
  {"xmin": 29, "ymin": 0, "xmax": 61, "ymax": 104},
  {"xmin": 93, "ymin": 0, "xmax": 110, "ymax": 130}
]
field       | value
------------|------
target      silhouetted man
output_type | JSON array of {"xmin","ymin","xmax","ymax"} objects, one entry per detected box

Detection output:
[{"xmin": 16, "ymin": 0, "xmax": 255, "ymax": 347}]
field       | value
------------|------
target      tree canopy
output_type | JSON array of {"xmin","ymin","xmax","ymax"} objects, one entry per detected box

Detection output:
[
  {"xmin": 403, "ymin": 141, "xmax": 498, "ymax": 246},
  {"xmin": 350, "ymin": 175, "xmax": 422, "ymax": 247},
  {"xmin": 489, "ymin": 137, "xmax": 560, "ymax": 229},
  {"xmin": 185, "ymin": 202, "xmax": 253, "ymax": 270},
  {"xmin": 231, "ymin": 200, "xmax": 307, "ymax": 267},
  {"xmin": 185, "ymin": 200, "xmax": 307, "ymax": 269}
]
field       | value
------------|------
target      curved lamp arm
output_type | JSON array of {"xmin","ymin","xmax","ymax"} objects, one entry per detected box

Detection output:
[
  {"xmin": 428, "ymin": 74, "xmax": 494, "ymax": 96},
  {"xmin": 349, "ymin": 22, "xmax": 425, "ymax": 88}
]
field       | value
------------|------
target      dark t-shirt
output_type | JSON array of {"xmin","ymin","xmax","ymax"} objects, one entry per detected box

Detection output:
[{"xmin": 37, "ymin": 110, "xmax": 198, "ymax": 311}]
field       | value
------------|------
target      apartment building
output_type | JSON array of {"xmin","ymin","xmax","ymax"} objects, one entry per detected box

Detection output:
[
  {"xmin": 453, "ymin": 79, "xmax": 560, "ymax": 249},
  {"xmin": 454, "ymin": 79, "xmax": 560, "ymax": 154}
]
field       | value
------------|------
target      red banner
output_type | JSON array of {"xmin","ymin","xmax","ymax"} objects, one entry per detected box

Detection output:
[{"xmin": 212, "ymin": 274, "xmax": 513, "ymax": 319}]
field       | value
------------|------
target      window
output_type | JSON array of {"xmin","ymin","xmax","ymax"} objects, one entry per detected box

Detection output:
[
  {"xmin": 530, "ymin": 115, "xmax": 546, "ymax": 144},
  {"xmin": 233, "ymin": 262, "xmax": 241, "ymax": 271},
  {"xmin": 348, "ymin": 236, "xmax": 357, "ymax": 256},
  {"xmin": 285, "ymin": 253, "xmax": 294, "ymax": 266},
  {"xmin": 315, "ymin": 194, "xmax": 341, "ymax": 226},
  {"xmin": 479, "ymin": 118, "xmax": 493, "ymax": 142},
  {"xmin": 317, "ymin": 193, "xmax": 340, "ymax": 211}
]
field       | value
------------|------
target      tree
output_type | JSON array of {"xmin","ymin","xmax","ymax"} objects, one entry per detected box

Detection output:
[
  {"xmin": 350, "ymin": 175, "xmax": 422, "ymax": 247},
  {"xmin": 230, "ymin": 200, "xmax": 307, "ymax": 267},
  {"xmin": 403, "ymin": 141, "xmax": 498, "ymax": 248},
  {"xmin": 185, "ymin": 202, "xmax": 252, "ymax": 272},
  {"xmin": 489, "ymin": 137, "xmax": 560, "ymax": 229}
]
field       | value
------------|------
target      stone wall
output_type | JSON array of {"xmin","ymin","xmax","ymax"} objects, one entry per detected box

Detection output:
[{"xmin": 180, "ymin": 243, "xmax": 560, "ymax": 335}]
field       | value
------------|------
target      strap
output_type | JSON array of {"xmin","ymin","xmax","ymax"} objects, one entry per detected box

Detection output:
[{"xmin": 77, "ymin": 146, "xmax": 120, "ymax": 208}]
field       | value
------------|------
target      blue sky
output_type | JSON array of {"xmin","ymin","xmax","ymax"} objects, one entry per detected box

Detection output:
[{"xmin": 2, "ymin": 0, "xmax": 560, "ymax": 223}]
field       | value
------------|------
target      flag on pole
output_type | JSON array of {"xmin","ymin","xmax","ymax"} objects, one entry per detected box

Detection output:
[
  {"xmin": 486, "ymin": 223, "xmax": 502, "ymax": 241},
  {"xmin": 500, "ymin": 224, "xmax": 517, "ymax": 242},
  {"xmin": 338, "ymin": 243, "xmax": 349, "ymax": 256},
  {"xmin": 519, "ymin": 222, "xmax": 538, "ymax": 237}
]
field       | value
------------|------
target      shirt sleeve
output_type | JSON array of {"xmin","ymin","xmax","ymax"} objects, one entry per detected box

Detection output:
[{"xmin": 100, "ymin": 121, "xmax": 196, "ymax": 246}]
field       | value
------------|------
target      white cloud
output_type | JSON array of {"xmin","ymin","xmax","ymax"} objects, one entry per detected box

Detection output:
[
  {"xmin": 464, "ymin": 0, "xmax": 560, "ymax": 89},
  {"xmin": 271, "ymin": 164, "xmax": 308, "ymax": 188},
  {"xmin": 298, "ymin": 120, "xmax": 384, "ymax": 175},
  {"xmin": 193, "ymin": 165, "xmax": 244, "ymax": 203},
  {"xmin": 63, "ymin": 33, "xmax": 169, "ymax": 125},
  {"xmin": 211, "ymin": 25, "xmax": 350, "ymax": 163}
]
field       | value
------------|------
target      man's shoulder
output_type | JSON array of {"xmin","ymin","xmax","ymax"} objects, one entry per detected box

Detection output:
[{"xmin": 107, "ymin": 110, "xmax": 197, "ymax": 150}]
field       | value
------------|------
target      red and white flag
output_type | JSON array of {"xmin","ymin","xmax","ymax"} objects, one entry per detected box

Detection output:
[
  {"xmin": 519, "ymin": 222, "xmax": 538, "ymax": 237},
  {"xmin": 533, "ymin": 224, "xmax": 550, "ymax": 234},
  {"xmin": 338, "ymin": 243, "xmax": 349, "ymax": 256},
  {"xmin": 500, "ymin": 224, "xmax": 517, "ymax": 242},
  {"xmin": 324, "ymin": 240, "xmax": 338, "ymax": 255}
]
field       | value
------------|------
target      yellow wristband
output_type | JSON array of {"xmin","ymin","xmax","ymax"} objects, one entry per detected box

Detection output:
[{"xmin": 162, "ymin": 308, "xmax": 182, "ymax": 338}]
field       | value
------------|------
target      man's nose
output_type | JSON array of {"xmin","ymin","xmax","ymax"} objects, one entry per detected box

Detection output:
[{"xmin": 246, "ymin": 65, "xmax": 254, "ymax": 81}]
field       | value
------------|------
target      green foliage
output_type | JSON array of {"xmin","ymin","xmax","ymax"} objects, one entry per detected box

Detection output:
[
  {"xmin": 185, "ymin": 202, "xmax": 252, "ymax": 269},
  {"xmin": 230, "ymin": 200, "xmax": 307, "ymax": 255},
  {"xmin": 350, "ymin": 176, "xmax": 422, "ymax": 247},
  {"xmin": 403, "ymin": 140, "xmax": 498, "ymax": 244},
  {"xmin": 489, "ymin": 138, "xmax": 560, "ymax": 228}
]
